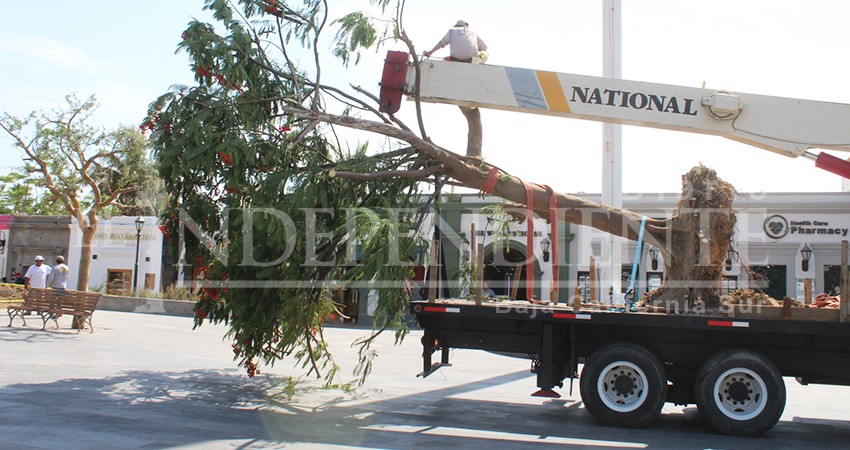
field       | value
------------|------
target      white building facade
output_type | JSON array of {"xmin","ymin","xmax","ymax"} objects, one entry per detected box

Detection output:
[
  {"xmin": 568, "ymin": 192, "xmax": 850, "ymax": 303},
  {"xmin": 68, "ymin": 216, "xmax": 163, "ymax": 293}
]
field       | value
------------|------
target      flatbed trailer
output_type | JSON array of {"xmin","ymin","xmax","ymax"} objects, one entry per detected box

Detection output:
[{"xmin": 411, "ymin": 299, "xmax": 850, "ymax": 436}]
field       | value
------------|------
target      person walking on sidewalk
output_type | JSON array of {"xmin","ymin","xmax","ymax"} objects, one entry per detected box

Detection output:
[{"xmin": 47, "ymin": 255, "xmax": 70, "ymax": 290}]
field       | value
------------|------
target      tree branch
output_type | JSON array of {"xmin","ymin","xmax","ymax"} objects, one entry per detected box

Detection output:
[
  {"xmin": 96, "ymin": 186, "xmax": 136, "ymax": 209},
  {"xmin": 330, "ymin": 164, "xmax": 444, "ymax": 181},
  {"xmin": 281, "ymin": 105, "xmax": 670, "ymax": 245}
]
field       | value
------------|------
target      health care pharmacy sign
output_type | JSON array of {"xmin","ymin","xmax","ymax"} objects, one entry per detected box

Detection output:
[{"xmin": 763, "ymin": 214, "xmax": 850, "ymax": 240}]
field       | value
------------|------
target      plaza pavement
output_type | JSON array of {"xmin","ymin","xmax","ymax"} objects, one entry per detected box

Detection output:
[{"xmin": 2, "ymin": 310, "xmax": 850, "ymax": 449}]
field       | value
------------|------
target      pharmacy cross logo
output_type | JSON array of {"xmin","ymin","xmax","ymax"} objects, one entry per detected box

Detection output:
[{"xmin": 763, "ymin": 214, "xmax": 789, "ymax": 239}]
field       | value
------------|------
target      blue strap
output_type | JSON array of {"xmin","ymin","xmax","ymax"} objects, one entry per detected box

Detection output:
[{"xmin": 626, "ymin": 216, "xmax": 647, "ymax": 311}]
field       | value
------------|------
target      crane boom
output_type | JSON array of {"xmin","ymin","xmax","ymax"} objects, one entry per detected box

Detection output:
[{"xmin": 379, "ymin": 51, "xmax": 850, "ymax": 177}]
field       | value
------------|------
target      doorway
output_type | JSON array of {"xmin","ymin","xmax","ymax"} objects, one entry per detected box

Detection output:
[
  {"xmin": 483, "ymin": 244, "xmax": 530, "ymax": 300},
  {"xmin": 824, "ymin": 265, "xmax": 843, "ymax": 296},
  {"xmin": 749, "ymin": 265, "xmax": 787, "ymax": 300}
]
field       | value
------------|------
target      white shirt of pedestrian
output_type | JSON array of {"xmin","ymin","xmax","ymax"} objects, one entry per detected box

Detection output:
[{"xmin": 25, "ymin": 264, "xmax": 52, "ymax": 288}]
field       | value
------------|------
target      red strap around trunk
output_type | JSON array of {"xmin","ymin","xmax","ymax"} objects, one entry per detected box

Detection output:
[
  {"xmin": 519, "ymin": 178, "xmax": 534, "ymax": 301},
  {"xmin": 542, "ymin": 185, "xmax": 559, "ymax": 303},
  {"xmin": 480, "ymin": 168, "xmax": 500, "ymax": 197}
]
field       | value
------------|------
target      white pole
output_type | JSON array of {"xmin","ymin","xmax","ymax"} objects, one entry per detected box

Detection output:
[{"xmin": 602, "ymin": 0, "xmax": 623, "ymax": 304}]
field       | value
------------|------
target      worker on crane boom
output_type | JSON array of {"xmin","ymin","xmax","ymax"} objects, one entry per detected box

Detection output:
[
  {"xmin": 423, "ymin": 20, "xmax": 489, "ymax": 157},
  {"xmin": 423, "ymin": 20, "xmax": 488, "ymax": 63}
]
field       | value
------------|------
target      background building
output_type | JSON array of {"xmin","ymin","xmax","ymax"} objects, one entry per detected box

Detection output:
[
  {"xmin": 0, "ymin": 215, "xmax": 11, "ymax": 281},
  {"xmin": 7, "ymin": 215, "xmax": 71, "ymax": 282},
  {"xmin": 68, "ymin": 216, "xmax": 163, "ymax": 293},
  {"xmin": 383, "ymin": 191, "xmax": 850, "ymax": 318}
]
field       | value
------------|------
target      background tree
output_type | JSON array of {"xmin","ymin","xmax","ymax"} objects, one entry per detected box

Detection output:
[
  {"xmin": 99, "ymin": 126, "xmax": 164, "ymax": 217},
  {"xmin": 0, "ymin": 169, "xmax": 74, "ymax": 215},
  {"xmin": 0, "ymin": 94, "xmax": 151, "ymax": 291},
  {"xmin": 147, "ymin": 0, "xmax": 734, "ymax": 383}
]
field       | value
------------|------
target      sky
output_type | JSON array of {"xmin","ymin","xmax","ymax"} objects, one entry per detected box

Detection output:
[{"xmin": 2, "ymin": 1, "xmax": 850, "ymax": 195}]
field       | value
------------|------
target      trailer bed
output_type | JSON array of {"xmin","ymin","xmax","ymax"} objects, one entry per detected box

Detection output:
[{"xmin": 411, "ymin": 298, "xmax": 850, "ymax": 435}]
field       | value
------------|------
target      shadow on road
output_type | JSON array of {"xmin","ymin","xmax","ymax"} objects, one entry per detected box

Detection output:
[
  {"xmin": 2, "ymin": 367, "xmax": 849, "ymax": 448},
  {"xmin": 0, "ymin": 324, "xmax": 81, "ymax": 342}
]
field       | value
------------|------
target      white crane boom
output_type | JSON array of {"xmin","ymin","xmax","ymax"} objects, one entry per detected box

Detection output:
[{"xmin": 379, "ymin": 52, "xmax": 850, "ymax": 177}]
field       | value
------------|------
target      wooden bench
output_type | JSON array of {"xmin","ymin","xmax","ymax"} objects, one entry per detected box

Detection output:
[{"xmin": 7, "ymin": 288, "xmax": 101, "ymax": 333}]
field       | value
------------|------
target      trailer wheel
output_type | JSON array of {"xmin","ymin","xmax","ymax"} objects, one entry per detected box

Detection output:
[
  {"xmin": 694, "ymin": 349, "xmax": 786, "ymax": 437},
  {"xmin": 579, "ymin": 343, "xmax": 667, "ymax": 428}
]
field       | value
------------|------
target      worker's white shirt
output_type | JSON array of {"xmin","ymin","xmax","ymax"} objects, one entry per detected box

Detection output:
[
  {"xmin": 25, "ymin": 264, "xmax": 51, "ymax": 288},
  {"xmin": 439, "ymin": 27, "xmax": 487, "ymax": 60}
]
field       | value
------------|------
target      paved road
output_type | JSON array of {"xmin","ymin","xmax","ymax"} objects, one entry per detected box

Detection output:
[{"xmin": 2, "ymin": 311, "xmax": 849, "ymax": 449}]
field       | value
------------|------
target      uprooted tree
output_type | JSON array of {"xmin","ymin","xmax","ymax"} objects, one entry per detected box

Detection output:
[{"xmin": 146, "ymin": 0, "xmax": 735, "ymax": 383}]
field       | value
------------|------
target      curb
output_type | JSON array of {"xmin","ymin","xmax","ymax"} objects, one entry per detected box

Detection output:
[{"xmin": 97, "ymin": 296, "xmax": 196, "ymax": 317}]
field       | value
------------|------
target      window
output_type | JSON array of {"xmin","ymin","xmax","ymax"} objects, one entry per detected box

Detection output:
[
  {"xmin": 721, "ymin": 275, "xmax": 738, "ymax": 294},
  {"xmin": 107, "ymin": 269, "xmax": 132, "ymax": 295},
  {"xmin": 621, "ymin": 265, "xmax": 633, "ymax": 294},
  {"xmin": 646, "ymin": 272, "xmax": 663, "ymax": 292},
  {"xmin": 577, "ymin": 271, "xmax": 591, "ymax": 302}
]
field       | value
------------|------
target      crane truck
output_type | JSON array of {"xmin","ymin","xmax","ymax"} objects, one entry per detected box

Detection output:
[{"xmin": 379, "ymin": 51, "xmax": 850, "ymax": 437}]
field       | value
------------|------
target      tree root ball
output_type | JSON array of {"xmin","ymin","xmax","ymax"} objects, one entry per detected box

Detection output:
[{"xmin": 643, "ymin": 165, "xmax": 736, "ymax": 312}]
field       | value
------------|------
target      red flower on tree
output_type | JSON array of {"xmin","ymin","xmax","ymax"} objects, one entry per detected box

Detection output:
[
  {"xmin": 158, "ymin": 224, "xmax": 172, "ymax": 239},
  {"xmin": 224, "ymin": 185, "xmax": 243, "ymax": 196},
  {"xmin": 218, "ymin": 151, "xmax": 233, "ymax": 165},
  {"xmin": 266, "ymin": 2, "xmax": 280, "ymax": 15},
  {"xmin": 139, "ymin": 121, "xmax": 155, "ymax": 133},
  {"xmin": 245, "ymin": 359, "xmax": 260, "ymax": 377}
]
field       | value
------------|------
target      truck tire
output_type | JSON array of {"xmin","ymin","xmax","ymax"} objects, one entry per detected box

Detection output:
[
  {"xmin": 694, "ymin": 349, "xmax": 786, "ymax": 437},
  {"xmin": 579, "ymin": 343, "xmax": 667, "ymax": 428}
]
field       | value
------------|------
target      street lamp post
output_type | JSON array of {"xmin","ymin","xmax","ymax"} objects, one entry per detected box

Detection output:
[
  {"xmin": 649, "ymin": 246, "xmax": 659, "ymax": 271},
  {"xmin": 540, "ymin": 236, "xmax": 551, "ymax": 263},
  {"xmin": 801, "ymin": 243, "xmax": 812, "ymax": 272},
  {"xmin": 133, "ymin": 216, "xmax": 145, "ymax": 293},
  {"xmin": 725, "ymin": 242, "xmax": 736, "ymax": 272}
]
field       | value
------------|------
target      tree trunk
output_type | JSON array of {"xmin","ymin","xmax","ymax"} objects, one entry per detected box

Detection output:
[
  {"xmin": 71, "ymin": 224, "xmax": 96, "ymax": 330},
  {"xmin": 293, "ymin": 109, "xmax": 738, "ymax": 311},
  {"xmin": 459, "ymin": 106, "xmax": 482, "ymax": 157},
  {"xmin": 77, "ymin": 225, "xmax": 96, "ymax": 292},
  {"xmin": 291, "ymin": 109, "xmax": 667, "ymax": 243}
]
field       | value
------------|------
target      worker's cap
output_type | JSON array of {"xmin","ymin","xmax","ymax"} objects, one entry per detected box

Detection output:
[
  {"xmin": 34, "ymin": 255, "xmax": 44, "ymax": 261},
  {"xmin": 55, "ymin": 256, "xmax": 64, "ymax": 263},
  {"xmin": 454, "ymin": 20, "xmax": 468, "ymax": 27}
]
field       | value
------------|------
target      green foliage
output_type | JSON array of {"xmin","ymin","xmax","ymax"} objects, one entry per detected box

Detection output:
[
  {"xmin": 149, "ymin": 0, "xmax": 428, "ymax": 384},
  {"xmin": 332, "ymin": 12, "xmax": 377, "ymax": 66},
  {"xmin": 480, "ymin": 203, "xmax": 513, "ymax": 248},
  {"xmin": 0, "ymin": 95, "xmax": 153, "ymax": 219},
  {"xmin": 103, "ymin": 126, "xmax": 160, "ymax": 215},
  {"xmin": 0, "ymin": 169, "xmax": 70, "ymax": 215}
]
